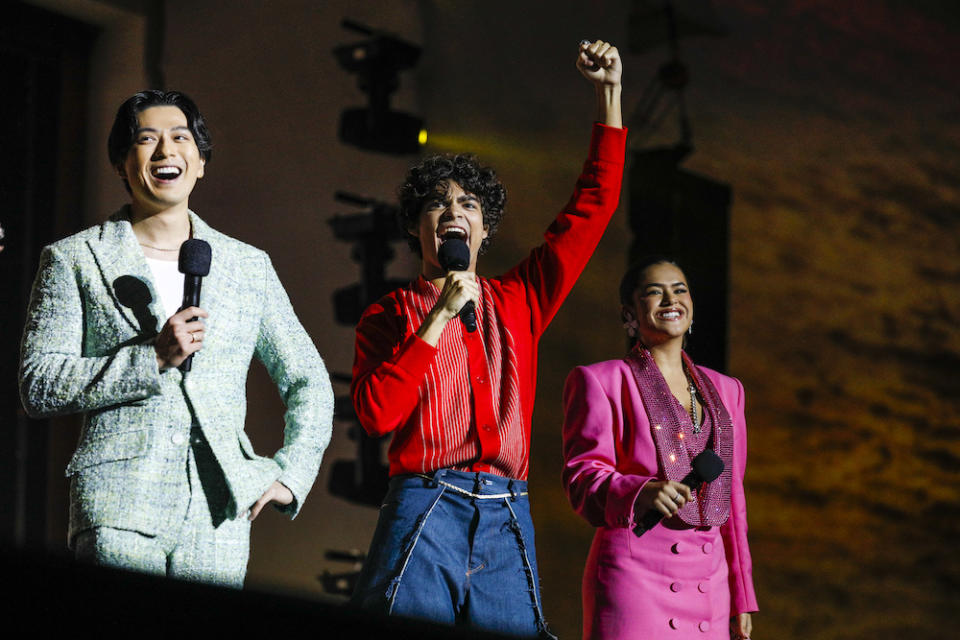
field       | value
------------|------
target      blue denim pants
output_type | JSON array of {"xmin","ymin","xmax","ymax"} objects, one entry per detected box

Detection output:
[{"xmin": 352, "ymin": 469, "xmax": 555, "ymax": 638}]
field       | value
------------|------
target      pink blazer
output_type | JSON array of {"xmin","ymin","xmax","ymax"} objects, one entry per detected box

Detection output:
[{"xmin": 562, "ymin": 359, "xmax": 758, "ymax": 614}]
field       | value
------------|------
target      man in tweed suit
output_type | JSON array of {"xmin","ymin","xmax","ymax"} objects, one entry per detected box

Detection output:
[{"xmin": 19, "ymin": 90, "xmax": 333, "ymax": 587}]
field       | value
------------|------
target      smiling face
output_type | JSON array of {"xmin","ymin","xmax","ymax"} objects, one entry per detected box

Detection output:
[
  {"xmin": 119, "ymin": 105, "xmax": 205, "ymax": 218},
  {"xmin": 413, "ymin": 180, "xmax": 489, "ymax": 278},
  {"xmin": 624, "ymin": 261, "xmax": 694, "ymax": 348}
]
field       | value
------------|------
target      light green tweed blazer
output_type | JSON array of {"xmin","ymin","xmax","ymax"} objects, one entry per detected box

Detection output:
[{"xmin": 19, "ymin": 208, "xmax": 334, "ymax": 542}]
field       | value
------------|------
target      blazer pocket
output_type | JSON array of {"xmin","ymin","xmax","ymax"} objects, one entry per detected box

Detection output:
[{"xmin": 66, "ymin": 429, "xmax": 150, "ymax": 476}]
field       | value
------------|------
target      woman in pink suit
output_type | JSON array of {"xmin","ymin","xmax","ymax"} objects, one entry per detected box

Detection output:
[{"xmin": 562, "ymin": 257, "xmax": 757, "ymax": 640}]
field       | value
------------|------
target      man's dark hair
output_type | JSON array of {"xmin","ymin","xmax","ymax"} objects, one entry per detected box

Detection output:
[
  {"xmin": 398, "ymin": 154, "xmax": 506, "ymax": 255},
  {"xmin": 107, "ymin": 90, "xmax": 213, "ymax": 169}
]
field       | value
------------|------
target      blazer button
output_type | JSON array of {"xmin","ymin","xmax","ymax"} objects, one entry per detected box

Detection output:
[
  {"xmin": 171, "ymin": 433, "xmax": 186, "ymax": 445},
  {"xmin": 699, "ymin": 621, "xmax": 710, "ymax": 632},
  {"xmin": 670, "ymin": 581, "xmax": 682, "ymax": 592},
  {"xmin": 698, "ymin": 581, "xmax": 709, "ymax": 593},
  {"xmin": 669, "ymin": 618, "xmax": 679, "ymax": 630},
  {"xmin": 701, "ymin": 542, "xmax": 713, "ymax": 554},
  {"xmin": 671, "ymin": 543, "xmax": 682, "ymax": 554}
]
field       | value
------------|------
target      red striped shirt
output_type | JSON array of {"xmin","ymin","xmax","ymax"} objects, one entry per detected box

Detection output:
[{"xmin": 351, "ymin": 123, "xmax": 626, "ymax": 480}]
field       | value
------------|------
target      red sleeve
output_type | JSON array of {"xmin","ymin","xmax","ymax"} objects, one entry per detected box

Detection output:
[
  {"xmin": 350, "ymin": 295, "xmax": 437, "ymax": 436},
  {"xmin": 501, "ymin": 123, "xmax": 627, "ymax": 335}
]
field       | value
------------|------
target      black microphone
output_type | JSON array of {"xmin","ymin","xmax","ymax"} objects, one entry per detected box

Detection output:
[
  {"xmin": 632, "ymin": 449, "xmax": 724, "ymax": 537},
  {"xmin": 437, "ymin": 239, "xmax": 477, "ymax": 333},
  {"xmin": 177, "ymin": 238, "xmax": 212, "ymax": 372}
]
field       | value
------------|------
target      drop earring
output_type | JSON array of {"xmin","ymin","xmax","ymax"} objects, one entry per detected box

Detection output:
[{"xmin": 622, "ymin": 312, "xmax": 639, "ymax": 338}]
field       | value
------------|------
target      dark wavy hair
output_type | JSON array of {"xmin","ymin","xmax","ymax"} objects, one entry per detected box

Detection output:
[
  {"xmin": 107, "ymin": 90, "xmax": 213, "ymax": 171},
  {"xmin": 397, "ymin": 153, "xmax": 506, "ymax": 255},
  {"xmin": 619, "ymin": 255, "xmax": 688, "ymax": 305},
  {"xmin": 620, "ymin": 255, "xmax": 692, "ymax": 348}
]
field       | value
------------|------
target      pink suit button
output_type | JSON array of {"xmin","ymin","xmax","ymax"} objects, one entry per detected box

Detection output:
[
  {"xmin": 701, "ymin": 542, "xmax": 713, "ymax": 554},
  {"xmin": 670, "ymin": 582, "xmax": 682, "ymax": 592},
  {"xmin": 699, "ymin": 621, "xmax": 710, "ymax": 632},
  {"xmin": 671, "ymin": 543, "xmax": 682, "ymax": 554},
  {"xmin": 669, "ymin": 618, "xmax": 679, "ymax": 630},
  {"xmin": 698, "ymin": 582, "xmax": 709, "ymax": 593}
]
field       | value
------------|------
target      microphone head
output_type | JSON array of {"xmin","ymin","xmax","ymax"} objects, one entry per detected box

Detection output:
[
  {"xmin": 691, "ymin": 449, "xmax": 724, "ymax": 483},
  {"xmin": 437, "ymin": 239, "xmax": 470, "ymax": 272},
  {"xmin": 178, "ymin": 239, "xmax": 212, "ymax": 276}
]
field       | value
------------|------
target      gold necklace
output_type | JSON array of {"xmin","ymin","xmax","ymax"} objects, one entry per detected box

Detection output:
[
  {"xmin": 139, "ymin": 242, "xmax": 181, "ymax": 252},
  {"xmin": 688, "ymin": 379, "xmax": 701, "ymax": 434},
  {"xmin": 683, "ymin": 367, "xmax": 702, "ymax": 435}
]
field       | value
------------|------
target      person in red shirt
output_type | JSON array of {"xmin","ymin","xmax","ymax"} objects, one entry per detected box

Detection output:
[{"xmin": 350, "ymin": 40, "xmax": 625, "ymax": 637}]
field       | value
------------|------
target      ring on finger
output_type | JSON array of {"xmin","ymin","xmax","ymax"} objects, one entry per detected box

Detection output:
[{"xmin": 190, "ymin": 332, "xmax": 198, "ymax": 343}]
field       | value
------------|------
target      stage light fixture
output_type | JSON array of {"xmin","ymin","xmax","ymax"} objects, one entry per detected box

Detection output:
[
  {"xmin": 338, "ymin": 107, "xmax": 426, "ymax": 155},
  {"xmin": 334, "ymin": 20, "xmax": 426, "ymax": 155}
]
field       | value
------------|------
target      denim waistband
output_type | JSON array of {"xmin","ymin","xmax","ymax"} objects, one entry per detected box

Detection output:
[{"xmin": 393, "ymin": 469, "xmax": 528, "ymax": 500}]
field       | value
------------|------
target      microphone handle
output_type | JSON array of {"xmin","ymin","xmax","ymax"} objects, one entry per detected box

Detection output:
[
  {"xmin": 460, "ymin": 300, "xmax": 477, "ymax": 333},
  {"xmin": 181, "ymin": 275, "xmax": 202, "ymax": 309},
  {"xmin": 178, "ymin": 276, "xmax": 204, "ymax": 372}
]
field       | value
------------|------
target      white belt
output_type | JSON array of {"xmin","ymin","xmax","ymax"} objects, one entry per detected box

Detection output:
[{"xmin": 415, "ymin": 474, "xmax": 528, "ymax": 500}]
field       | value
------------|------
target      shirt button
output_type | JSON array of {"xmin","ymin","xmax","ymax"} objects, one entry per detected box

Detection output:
[
  {"xmin": 671, "ymin": 543, "xmax": 682, "ymax": 554},
  {"xmin": 670, "ymin": 582, "xmax": 682, "ymax": 592},
  {"xmin": 171, "ymin": 433, "xmax": 185, "ymax": 445},
  {"xmin": 482, "ymin": 424, "xmax": 493, "ymax": 432},
  {"xmin": 699, "ymin": 621, "xmax": 710, "ymax": 632},
  {"xmin": 702, "ymin": 542, "xmax": 713, "ymax": 554}
]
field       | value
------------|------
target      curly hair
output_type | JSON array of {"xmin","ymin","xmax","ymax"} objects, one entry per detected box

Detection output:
[{"xmin": 397, "ymin": 154, "xmax": 507, "ymax": 256}]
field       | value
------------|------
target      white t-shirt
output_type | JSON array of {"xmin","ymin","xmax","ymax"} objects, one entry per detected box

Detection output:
[{"xmin": 145, "ymin": 257, "xmax": 185, "ymax": 321}]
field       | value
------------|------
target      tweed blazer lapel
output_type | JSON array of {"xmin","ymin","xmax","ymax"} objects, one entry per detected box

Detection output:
[{"xmin": 86, "ymin": 207, "xmax": 165, "ymax": 337}]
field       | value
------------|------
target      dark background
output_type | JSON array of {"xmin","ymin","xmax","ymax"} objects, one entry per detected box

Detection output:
[{"xmin": 2, "ymin": 1, "xmax": 958, "ymax": 638}]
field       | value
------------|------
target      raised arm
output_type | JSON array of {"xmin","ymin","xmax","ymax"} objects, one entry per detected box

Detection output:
[
  {"xmin": 577, "ymin": 39, "xmax": 623, "ymax": 128},
  {"xmin": 496, "ymin": 41, "xmax": 626, "ymax": 333}
]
